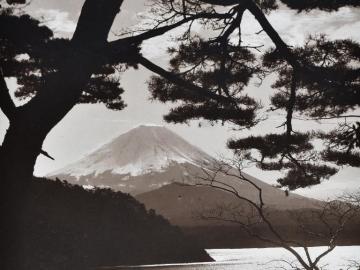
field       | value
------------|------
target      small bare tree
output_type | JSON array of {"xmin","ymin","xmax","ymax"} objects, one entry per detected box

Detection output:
[
  {"xmin": 188, "ymin": 156, "xmax": 360, "ymax": 270},
  {"xmin": 345, "ymin": 260, "xmax": 360, "ymax": 270}
]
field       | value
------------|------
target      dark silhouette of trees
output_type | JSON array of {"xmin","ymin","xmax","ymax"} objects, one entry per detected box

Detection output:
[
  {"xmin": 0, "ymin": 0, "xmax": 359, "ymax": 189},
  {"xmin": 0, "ymin": 177, "xmax": 211, "ymax": 270}
]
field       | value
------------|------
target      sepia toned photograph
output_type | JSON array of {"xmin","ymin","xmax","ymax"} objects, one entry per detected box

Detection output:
[{"xmin": 0, "ymin": 0, "xmax": 359, "ymax": 269}]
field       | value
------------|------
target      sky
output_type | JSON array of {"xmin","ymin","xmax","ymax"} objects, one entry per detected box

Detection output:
[{"xmin": 0, "ymin": 0, "xmax": 359, "ymax": 200}]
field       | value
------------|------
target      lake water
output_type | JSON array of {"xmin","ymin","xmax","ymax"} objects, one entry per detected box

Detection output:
[
  {"xmin": 101, "ymin": 246, "xmax": 360, "ymax": 270},
  {"xmin": 207, "ymin": 246, "xmax": 360, "ymax": 269}
]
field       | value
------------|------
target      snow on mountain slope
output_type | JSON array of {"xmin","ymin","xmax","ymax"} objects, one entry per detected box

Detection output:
[
  {"xmin": 51, "ymin": 125, "xmax": 214, "ymax": 178},
  {"xmin": 48, "ymin": 125, "xmax": 216, "ymax": 194},
  {"xmin": 49, "ymin": 124, "xmax": 323, "ymax": 214}
]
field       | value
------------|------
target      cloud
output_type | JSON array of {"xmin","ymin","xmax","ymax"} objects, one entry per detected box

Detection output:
[
  {"xmin": 136, "ymin": 6, "xmax": 360, "ymax": 60},
  {"xmin": 265, "ymin": 6, "xmax": 360, "ymax": 45},
  {"xmin": 232, "ymin": 6, "xmax": 360, "ymax": 51},
  {"xmin": 31, "ymin": 9, "xmax": 77, "ymax": 38}
]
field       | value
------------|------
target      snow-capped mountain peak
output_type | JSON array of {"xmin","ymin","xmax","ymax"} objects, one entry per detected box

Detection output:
[{"xmin": 50, "ymin": 125, "xmax": 214, "ymax": 178}]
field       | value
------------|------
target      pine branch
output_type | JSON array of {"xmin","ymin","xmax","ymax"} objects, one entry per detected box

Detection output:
[
  {"xmin": 136, "ymin": 55, "xmax": 234, "ymax": 104},
  {"xmin": 246, "ymin": 0, "xmax": 300, "ymax": 69},
  {"xmin": 286, "ymin": 70, "xmax": 297, "ymax": 137},
  {"xmin": 110, "ymin": 12, "xmax": 233, "ymax": 47},
  {"xmin": 199, "ymin": 0, "xmax": 240, "ymax": 6}
]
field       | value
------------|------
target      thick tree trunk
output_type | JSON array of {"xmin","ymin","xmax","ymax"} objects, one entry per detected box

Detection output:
[
  {"xmin": 1, "ymin": 1, "xmax": 126, "ymax": 267},
  {"xmin": 0, "ymin": 58, "xmax": 94, "ymax": 183},
  {"xmin": 0, "ymin": 112, "xmax": 48, "ymax": 267},
  {"xmin": 0, "ymin": 0, "xmax": 125, "ymax": 183},
  {"xmin": 0, "ymin": 60, "xmax": 94, "ymax": 267},
  {"xmin": 0, "ymin": 117, "xmax": 46, "ymax": 182}
]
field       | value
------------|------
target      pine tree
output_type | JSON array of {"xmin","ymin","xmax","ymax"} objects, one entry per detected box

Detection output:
[
  {"xmin": 147, "ymin": 0, "xmax": 360, "ymax": 190},
  {"xmin": 0, "ymin": 0, "xmax": 359, "ymax": 190}
]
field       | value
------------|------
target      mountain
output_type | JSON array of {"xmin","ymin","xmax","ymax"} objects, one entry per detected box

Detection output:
[
  {"xmin": 49, "ymin": 125, "xmax": 214, "ymax": 194},
  {"xmin": 48, "ymin": 125, "xmax": 360, "ymax": 248},
  {"xmin": 50, "ymin": 125, "xmax": 322, "ymax": 211}
]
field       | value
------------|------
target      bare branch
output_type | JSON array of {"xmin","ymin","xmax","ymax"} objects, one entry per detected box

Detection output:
[
  {"xmin": 192, "ymin": 157, "xmax": 360, "ymax": 270},
  {"xmin": 39, "ymin": 149, "xmax": 55, "ymax": 161}
]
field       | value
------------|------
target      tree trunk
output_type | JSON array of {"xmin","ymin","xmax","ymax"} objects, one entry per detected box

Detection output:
[
  {"xmin": 0, "ymin": 58, "xmax": 100, "ymax": 269},
  {"xmin": 0, "ymin": 116, "xmax": 46, "ymax": 182},
  {"xmin": 0, "ymin": 0, "xmax": 125, "ymax": 183},
  {"xmin": 0, "ymin": 55, "xmax": 96, "ymax": 182},
  {"xmin": 1, "ymin": 1, "xmax": 126, "ymax": 267}
]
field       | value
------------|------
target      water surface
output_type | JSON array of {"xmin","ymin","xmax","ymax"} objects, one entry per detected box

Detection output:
[{"xmin": 101, "ymin": 246, "xmax": 360, "ymax": 270}]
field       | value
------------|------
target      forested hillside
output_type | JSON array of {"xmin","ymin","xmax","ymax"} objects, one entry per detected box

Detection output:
[{"xmin": 0, "ymin": 177, "xmax": 211, "ymax": 270}]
